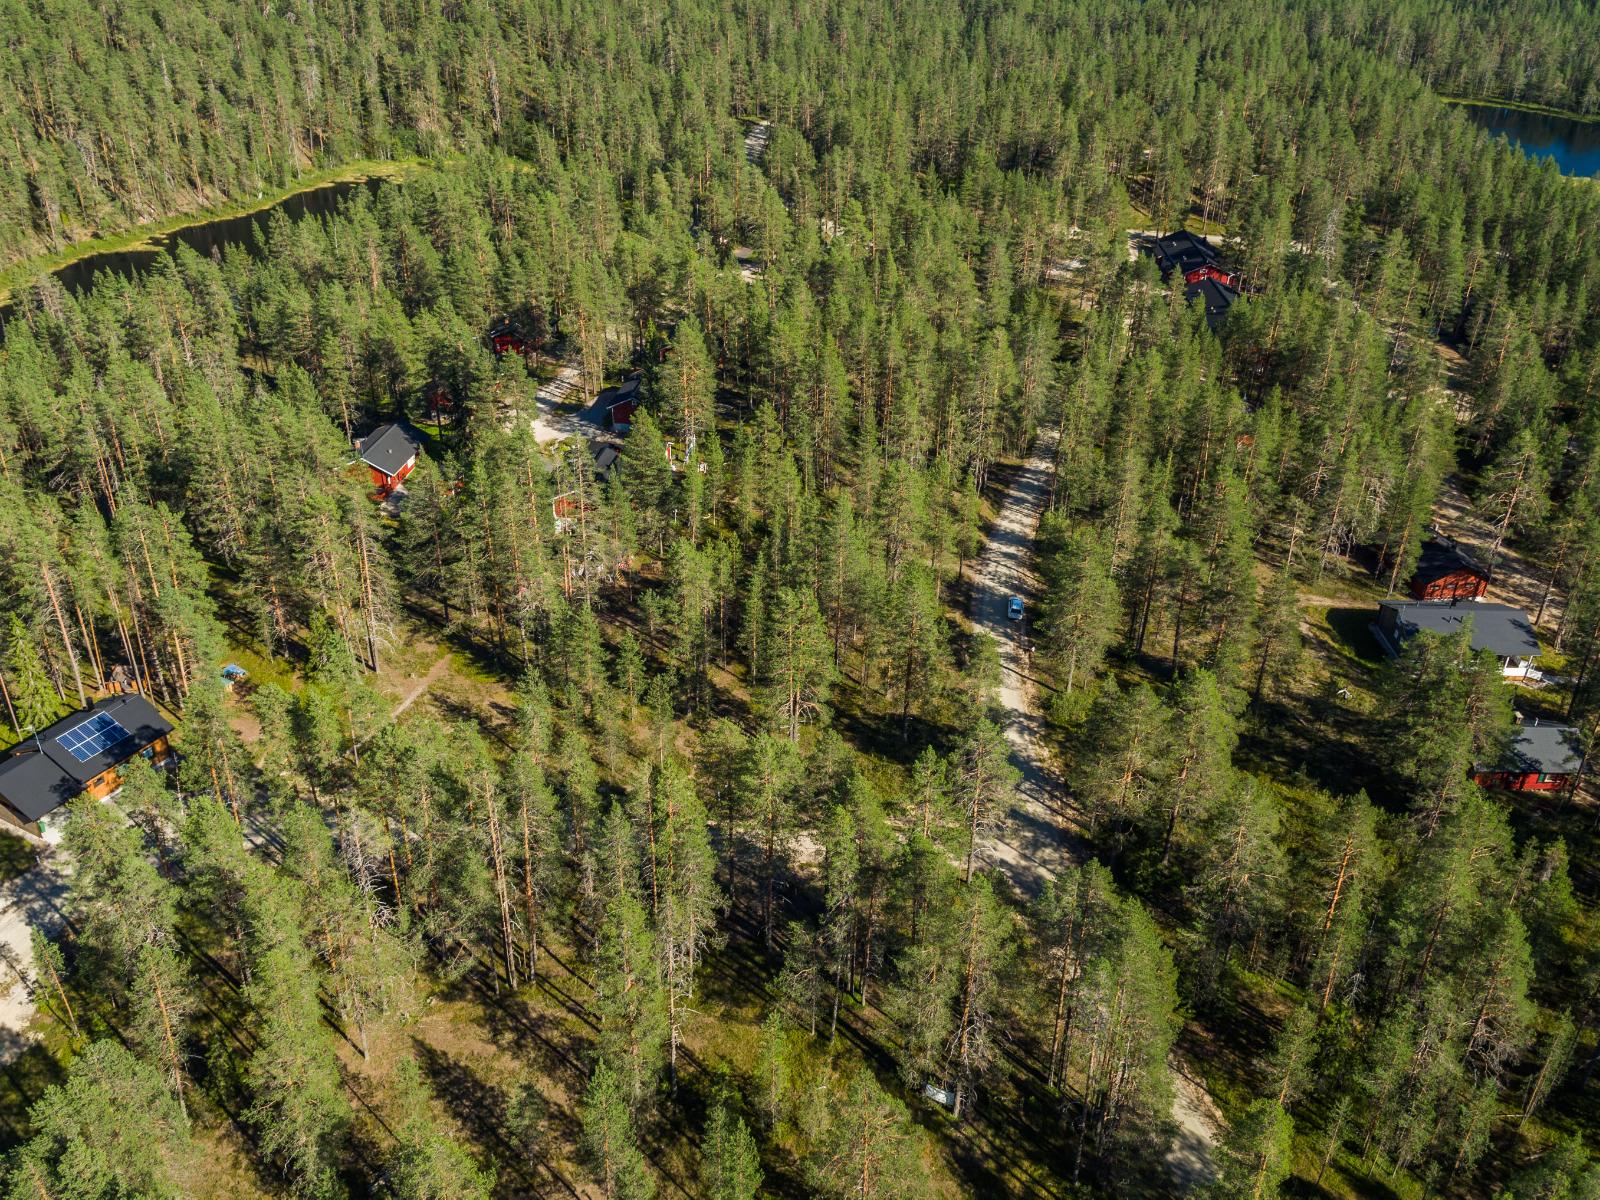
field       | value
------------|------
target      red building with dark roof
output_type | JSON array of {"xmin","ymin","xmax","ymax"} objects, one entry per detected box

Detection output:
[
  {"xmin": 357, "ymin": 423, "xmax": 424, "ymax": 493},
  {"xmin": 1408, "ymin": 536, "xmax": 1489, "ymax": 601}
]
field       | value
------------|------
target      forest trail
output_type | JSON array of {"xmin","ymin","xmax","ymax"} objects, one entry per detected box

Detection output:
[
  {"xmin": 970, "ymin": 428, "xmax": 1081, "ymax": 899},
  {"xmin": 969, "ymin": 432, "xmax": 1222, "ymax": 1192},
  {"xmin": 391, "ymin": 652, "xmax": 453, "ymax": 719},
  {"xmin": 744, "ymin": 119, "xmax": 772, "ymax": 165}
]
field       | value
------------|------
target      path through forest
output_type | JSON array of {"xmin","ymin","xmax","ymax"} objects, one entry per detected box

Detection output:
[
  {"xmin": 969, "ymin": 431, "xmax": 1221, "ymax": 1191},
  {"xmin": 391, "ymin": 652, "xmax": 453, "ymax": 719},
  {"xmin": 530, "ymin": 360, "xmax": 587, "ymax": 445},
  {"xmin": 970, "ymin": 429, "xmax": 1080, "ymax": 896}
]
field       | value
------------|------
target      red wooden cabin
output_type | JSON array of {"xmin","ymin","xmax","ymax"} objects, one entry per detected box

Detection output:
[
  {"xmin": 1184, "ymin": 264, "xmax": 1241, "ymax": 289},
  {"xmin": 1474, "ymin": 721, "xmax": 1583, "ymax": 793},
  {"xmin": 357, "ymin": 423, "xmax": 424, "ymax": 494},
  {"xmin": 605, "ymin": 375, "xmax": 642, "ymax": 432},
  {"xmin": 488, "ymin": 320, "xmax": 531, "ymax": 359},
  {"xmin": 1408, "ymin": 536, "xmax": 1489, "ymax": 601}
]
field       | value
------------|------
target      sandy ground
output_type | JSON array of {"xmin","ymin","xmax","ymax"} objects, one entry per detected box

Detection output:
[
  {"xmin": 1166, "ymin": 1065, "xmax": 1227, "ymax": 1188},
  {"xmin": 0, "ymin": 845, "xmax": 69, "ymax": 1062},
  {"xmin": 969, "ymin": 431, "xmax": 1221, "ymax": 1191},
  {"xmin": 529, "ymin": 361, "xmax": 588, "ymax": 445},
  {"xmin": 969, "ymin": 429, "xmax": 1086, "ymax": 895},
  {"xmin": 744, "ymin": 120, "xmax": 771, "ymax": 165}
]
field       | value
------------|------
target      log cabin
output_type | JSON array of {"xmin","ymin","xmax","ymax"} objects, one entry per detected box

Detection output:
[
  {"xmin": 1408, "ymin": 536, "xmax": 1490, "ymax": 601},
  {"xmin": 1145, "ymin": 231, "xmax": 1241, "ymax": 329}
]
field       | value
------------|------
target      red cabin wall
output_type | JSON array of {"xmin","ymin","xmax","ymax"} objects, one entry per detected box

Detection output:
[
  {"xmin": 1411, "ymin": 571, "xmax": 1489, "ymax": 601},
  {"xmin": 368, "ymin": 457, "xmax": 415, "ymax": 494},
  {"xmin": 1182, "ymin": 265, "xmax": 1239, "ymax": 288},
  {"xmin": 1474, "ymin": 770, "xmax": 1568, "ymax": 792}
]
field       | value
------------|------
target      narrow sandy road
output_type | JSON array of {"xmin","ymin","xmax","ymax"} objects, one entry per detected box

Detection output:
[
  {"xmin": 969, "ymin": 428, "xmax": 1083, "ymax": 898},
  {"xmin": 969, "ymin": 430, "xmax": 1220, "ymax": 1191},
  {"xmin": 392, "ymin": 652, "xmax": 452, "ymax": 720},
  {"xmin": 530, "ymin": 360, "xmax": 587, "ymax": 445}
]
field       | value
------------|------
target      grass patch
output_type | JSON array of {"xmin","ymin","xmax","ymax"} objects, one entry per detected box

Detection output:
[
  {"xmin": 218, "ymin": 641, "xmax": 298, "ymax": 695},
  {"xmin": 1317, "ymin": 608, "xmax": 1386, "ymax": 667}
]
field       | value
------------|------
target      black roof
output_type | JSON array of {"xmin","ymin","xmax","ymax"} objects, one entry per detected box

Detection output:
[
  {"xmin": 358, "ymin": 423, "xmax": 423, "ymax": 478},
  {"xmin": 1412, "ymin": 536, "xmax": 1488, "ymax": 586},
  {"xmin": 1380, "ymin": 600, "xmax": 1541, "ymax": 659},
  {"xmin": 0, "ymin": 695, "xmax": 173, "ymax": 822},
  {"xmin": 592, "ymin": 443, "xmax": 620, "ymax": 475},
  {"xmin": 1185, "ymin": 277, "xmax": 1237, "ymax": 329},
  {"xmin": 1482, "ymin": 721, "xmax": 1585, "ymax": 776},
  {"xmin": 1151, "ymin": 230, "xmax": 1220, "ymax": 277}
]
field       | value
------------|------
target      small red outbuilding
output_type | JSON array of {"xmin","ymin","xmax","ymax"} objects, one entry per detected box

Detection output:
[{"xmin": 357, "ymin": 423, "xmax": 424, "ymax": 494}]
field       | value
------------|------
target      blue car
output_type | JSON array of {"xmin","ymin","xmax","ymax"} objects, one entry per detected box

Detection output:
[{"xmin": 1007, "ymin": 596, "xmax": 1024, "ymax": 621}]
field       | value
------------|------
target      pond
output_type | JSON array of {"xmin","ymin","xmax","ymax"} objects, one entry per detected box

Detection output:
[
  {"xmin": 0, "ymin": 176, "xmax": 388, "ymax": 326},
  {"xmin": 1460, "ymin": 103, "xmax": 1600, "ymax": 177}
]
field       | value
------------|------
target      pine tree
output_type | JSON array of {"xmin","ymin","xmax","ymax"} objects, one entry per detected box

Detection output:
[
  {"xmin": 700, "ymin": 1097, "xmax": 763, "ymax": 1200},
  {"xmin": 3, "ymin": 1040, "xmax": 194, "ymax": 1198},
  {"xmin": 243, "ymin": 872, "xmax": 349, "ymax": 1199},
  {"xmin": 654, "ymin": 761, "xmax": 723, "ymax": 1090},
  {"xmin": 581, "ymin": 1062, "xmax": 656, "ymax": 1200},
  {"xmin": 807, "ymin": 1067, "xmax": 924, "ymax": 1200},
  {"xmin": 593, "ymin": 881, "xmax": 667, "ymax": 1112},
  {"xmin": 383, "ymin": 1056, "xmax": 495, "ymax": 1200},
  {"xmin": 760, "ymin": 586, "xmax": 833, "ymax": 741},
  {"xmin": 4, "ymin": 614, "xmax": 60, "ymax": 737},
  {"xmin": 1207, "ymin": 1099, "xmax": 1293, "ymax": 1200},
  {"xmin": 955, "ymin": 719, "xmax": 1018, "ymax": 883}
]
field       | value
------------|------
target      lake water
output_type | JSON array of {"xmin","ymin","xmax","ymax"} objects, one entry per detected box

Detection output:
[
  {"xmin": 0, "ymin": 177, "xmax": 386, "ymax": 328},
  {"xmin": 1462, "ymin": 104, "xmax": 1600, "ymax": 177}
]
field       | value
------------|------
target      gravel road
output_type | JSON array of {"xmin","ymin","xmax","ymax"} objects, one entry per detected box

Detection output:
[{"xmin": 969, "ymin": 430, "xmax": 1220, "ymax": 1191}]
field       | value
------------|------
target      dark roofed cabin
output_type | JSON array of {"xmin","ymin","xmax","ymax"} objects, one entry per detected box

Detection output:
[
  {"xmin": 1474, "ymin": 720, "xmax": 1585, "ymax": 793},
  {"xmin": 0, "ymin": 695, "xmax": 175, "ymax": 838},
  {"xmin": 1185, "ymin": 277, "xmax": 1237, "ymax": 330},
  {"xmin": 357, "ymin": 423, "xmax": 424, "ymax": 494},
  {"xmin": 1146, "ymin": 231, "xmax": 1240, "ymax": 329},
  {"xmin": 488, "ymin": 320, "xmax": 531, "ymax": 360},
  {"xmin": 1150, "ymin": 231, "xmax": 1241, "ymax": 289},
  {"xmin": 1408, "ymin": 536, "xmax": 1489, "ymax": 601},
  {"xmin": 606, "ymin": 376, "xmax": 642, "ymax": 432},
  {"xmin": 1374, "ymin": 599, "xmax": 1543, "ymax": 681}
]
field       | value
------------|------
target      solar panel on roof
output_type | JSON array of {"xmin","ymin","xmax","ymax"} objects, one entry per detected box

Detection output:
[{"xmin": 55, "ymin": 711, "xmax": 137, "ymax": 764}]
